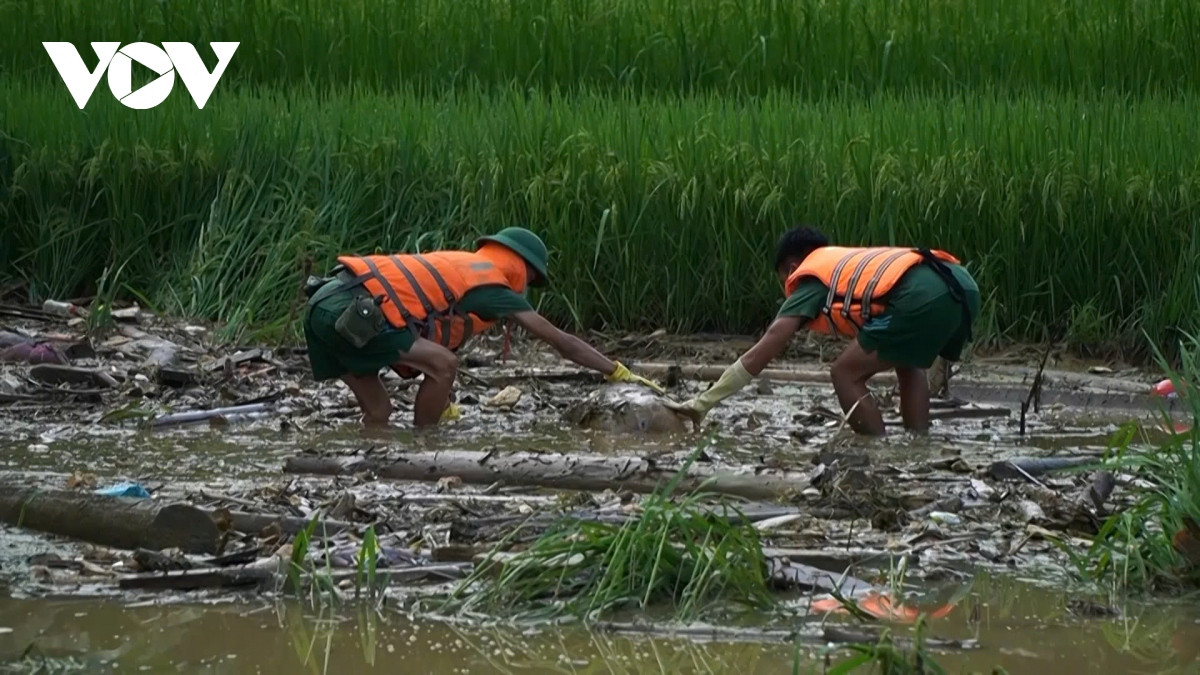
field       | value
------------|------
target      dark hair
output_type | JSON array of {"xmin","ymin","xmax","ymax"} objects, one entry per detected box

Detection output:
[{"xmin": 773, "ymin": 226, "xmax": 829, "ymax": 270}]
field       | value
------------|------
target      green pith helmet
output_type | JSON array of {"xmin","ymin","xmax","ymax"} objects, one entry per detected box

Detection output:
[{"xmin": 476, "ymin": 227, "xmax": 549, "ymax": 287}]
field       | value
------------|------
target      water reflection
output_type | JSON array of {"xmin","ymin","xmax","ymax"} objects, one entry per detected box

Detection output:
[{"xmin": 0, "ymin": 573, "xmax": 1196, "ymax": 674}]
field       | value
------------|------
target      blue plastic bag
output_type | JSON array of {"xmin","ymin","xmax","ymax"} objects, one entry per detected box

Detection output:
[{"xmin": 95, "ymin": 482, "xmax": 151, "ymax": 499}]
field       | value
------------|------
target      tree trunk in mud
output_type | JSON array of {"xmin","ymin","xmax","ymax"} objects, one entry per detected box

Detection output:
[
  {"xmin": 0, "ymin": 485, "xmax": 220, "ymax": 554},
  {"xmin": 283, "ymin": 451, "xmax": 820, "ymax": 501}
]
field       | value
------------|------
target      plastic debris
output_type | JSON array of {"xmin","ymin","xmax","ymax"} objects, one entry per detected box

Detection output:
[
  {"xmin": 1153, "ymin": 378, "xmax": 1178, "ymax": 399},
  {"xmin": 95, "ymin": 482, "xmax": 151, "ymax": 499},
  {"xmin": 42, "ymin": 299, "xmax": 86, "ymax": 318},
  {"xmin": 928, "ymin": 511, "xmax": 962, "ymax": 526}
]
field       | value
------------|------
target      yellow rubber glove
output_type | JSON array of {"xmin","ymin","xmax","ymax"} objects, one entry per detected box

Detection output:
[
  {"xmin": 662, "ymin": 359, "xmax": 753, "ymax": 427},
  {"xmin": 440, "ymin": 402, "xmax": 462, "ymax": 423},
  {"xmin": 606, "ymin": 361, "xmax": 666, "ymax": 395}
]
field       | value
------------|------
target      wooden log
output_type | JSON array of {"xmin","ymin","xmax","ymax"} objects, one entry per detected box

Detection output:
[
  {"xmin": 0, "ymin": 484, "xmax": 220, "ymax": 554},
  {"xmin": 283, "ymin": 450, "xmax": 820, "ymax": 501}
]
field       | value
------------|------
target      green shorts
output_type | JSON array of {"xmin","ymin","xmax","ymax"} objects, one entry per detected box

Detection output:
[
  {"xmin": 855, "ymin": 263, "xmax": 981, "ymax": 370},
  {"xmin": 302, "ymin": 283, "xmax": 417, "ymax": 381}
]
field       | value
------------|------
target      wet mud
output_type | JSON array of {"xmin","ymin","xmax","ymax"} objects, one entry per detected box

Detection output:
[{"xmin": 0, "ymin": 310, "xmax": 1195, "ymax": 672}]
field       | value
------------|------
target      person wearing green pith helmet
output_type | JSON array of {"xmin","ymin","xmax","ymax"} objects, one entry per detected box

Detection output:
[
  {"xmin": 666, "ymin": 226, "xmax": 980, "ymax": 436},
  {"xmin": 302, "ymin": 227, "xmax": 664, "ymax": 428}
]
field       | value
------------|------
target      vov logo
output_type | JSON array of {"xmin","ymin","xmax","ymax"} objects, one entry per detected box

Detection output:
[{"xmin": 42, "ymin": 42, "xmax": 239, "ymax": 110}]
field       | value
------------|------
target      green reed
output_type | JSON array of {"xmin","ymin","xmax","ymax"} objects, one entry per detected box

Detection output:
[
  {"xmin": 3, "ymin": 80, "xmax": 1199, "ymax": 354},
  {"xmin": 1078, "ymin": 334, "xmax": 1200, "ymax": 593},
  {"xmin": 3, "ymin": 0, "xmax": 1199, "ymax": 97}
]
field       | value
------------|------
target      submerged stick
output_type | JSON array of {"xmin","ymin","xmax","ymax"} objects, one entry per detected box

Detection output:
[
  {"xmin": 986, "ymin": 456, "xmax": 1098, "ymax": 481},
  {"xmin": 588, "ymin": 622, "xmax": 977, "ymax": 650},
  {"xmin": 283, "ymin": 450, "xmax": 820, "ymax": 501},
  {"xmin": 118, "ymin": 567, "xmax": 274, "ymax": 591},
  {"xmin": 150, "ymin": 403, "xmax": 272, "ymax": 428}
]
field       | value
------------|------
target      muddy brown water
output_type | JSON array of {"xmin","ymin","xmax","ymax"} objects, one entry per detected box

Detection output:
[
  {"xmin": 0, "ymin": 378, "xmax": 1195, "ymax": 673},
  {"xmin": 0, "ymin": 579, "xmax": 1197, "ymax": 673}
]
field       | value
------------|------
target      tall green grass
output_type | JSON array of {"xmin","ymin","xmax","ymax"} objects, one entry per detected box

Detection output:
[
  {"xmin": 438, "ymin": 446, "xmax": 775, "ymax": 622},
  {"xmin": 4, "ymin": 80, "xmax": 1200, "ymax": 352},
  {"xmin": 4, "ymin": 0, "xmax": 1199, "ymax": 97}
]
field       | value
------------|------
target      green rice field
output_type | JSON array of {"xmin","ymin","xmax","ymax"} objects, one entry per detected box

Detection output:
[{"xmin": 2, "ymin": 0, "xmax": 1198, "ymax": 356}]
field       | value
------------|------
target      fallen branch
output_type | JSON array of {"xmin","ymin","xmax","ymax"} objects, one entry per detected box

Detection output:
[
  {"xmin": 821, "ymin": 627, "xmax": 979, "ymax": 650},
  {"xmin": 118, "ymin": 567, "xmax": 274, "ymax": 592},
  {"xmin": 321, "ymin": 563, "xmax": 472, "ymax": 584},
  {"xmin": 283, "ymin": 450, "xmax": 820, "ymax": 501},
  {"xmin": 0, "ymin": 484, "xmax": 220, "ymax": 554},
  {"xmin": 221, "ymin": 509, "xmax": 355, "ymax": 537},
  {"xmin": 588, "ymin": 622, "xmax": 978, "ymax": 650}
]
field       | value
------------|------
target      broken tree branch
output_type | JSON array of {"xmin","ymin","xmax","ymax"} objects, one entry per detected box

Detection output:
[{"xmin": 283, "ymin": 450, "xmax": 820, "ymax": 501}]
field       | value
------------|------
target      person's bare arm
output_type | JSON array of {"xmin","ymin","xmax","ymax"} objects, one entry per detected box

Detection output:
[
  {"xmin": 508, "ymin": 310, "xmax": 616, "ymax": 375},
  {"xmin": 739, "ymin": 316, "xmax": 804, "ymax": 375}
]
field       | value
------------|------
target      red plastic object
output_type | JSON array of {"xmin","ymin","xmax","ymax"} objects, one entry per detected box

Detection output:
[{"xmin": 1153, "ymin": 378, "xmax": 1178, "ymax": 398}]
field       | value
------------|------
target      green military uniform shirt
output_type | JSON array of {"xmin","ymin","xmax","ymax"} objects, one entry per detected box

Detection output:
[
  {"xmin": 777, "ymin": 262, "xmax": 981, "ymax": 369},
  {"xmin": 304, "ymin": 284, "xmax": 532, "ymax": 380}
]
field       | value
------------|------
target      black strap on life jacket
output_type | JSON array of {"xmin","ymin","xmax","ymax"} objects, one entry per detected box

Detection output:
[{"xmin": 915, "ymin": 248, "xmax": 974, "ymax": 341}]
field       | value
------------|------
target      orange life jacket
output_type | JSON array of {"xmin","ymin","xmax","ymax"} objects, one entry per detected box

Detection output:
[
  {"xmin": 784, "ymin": 246, "xmax": 960, "ymax": 338},
  {"xmin": 335, "ymin": 243, "xmax": 528, "ymax": 356}
]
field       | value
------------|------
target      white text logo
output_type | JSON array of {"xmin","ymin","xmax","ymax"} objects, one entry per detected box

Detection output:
[{"xmin": 42, "ymin": 42, "xmax": 239, "ymax": 110}]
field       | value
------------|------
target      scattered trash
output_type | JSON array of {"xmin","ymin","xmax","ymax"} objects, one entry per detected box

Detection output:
[
  {"xmin": 928, "ymin": 511, "xmax": 962, "ymax": 526},
  {"xmin": 485, "ymin": 385, "xmax": 523, "ymax": 409},
  {"xmin": 95, "ymin": 482, "xmax": 151, "ymax": 499},
  {"xmin": 0, "ymin": 341, "xmax": 67, "ymax": 365},
  {"xmin": 41, "ymin": 299, "xmax": 86, "ymax": 318},
  {"xmin": 1153, "ymin": 378, "xmax": 1178, "ymax": 399},
  {"xmin": 111, "ymin": 305, "xmax": 141, "ymax": 322},
  {"xmin": 810, "ymin": 591, "xmax": 958, "ymax": 623},
  {"xmin": 29, "ymin": 364, "xmax": 119, "ymax": 388}
]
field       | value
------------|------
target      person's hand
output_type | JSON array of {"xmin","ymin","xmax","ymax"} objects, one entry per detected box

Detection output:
[
  {"xmin": 661, "ymin": 397, "xmax": 710, "ymax": 430},
  {"xmin": 440, "ymin": 402, "xmax": 462, "ymax": 423},
  {"xmin": 606, "ymin": 361, "xmax": 666, "ymax": 395}
]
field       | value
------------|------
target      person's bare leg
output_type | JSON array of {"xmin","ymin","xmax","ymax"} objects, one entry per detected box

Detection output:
[
  {"xmin": 394, "ymin": 338, "xmax": 459, "ymax": 428},
  {"xmin": 829, "ymin": 341, "xmax": 894, "ymax": 436},
  {"xmin": 896, "ymin": 366, "xmax": 930, "ymax": 433},
  {"xmin": 340, "ymin": 372, "xmax": 392, "ymax": 426}
]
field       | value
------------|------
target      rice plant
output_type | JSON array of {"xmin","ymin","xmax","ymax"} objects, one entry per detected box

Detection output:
[
  {"xmin": 439, "ymin": 446, "xmax": 776, "ymax": 623},
  {"xmin": 4, "ymin": 0, "xmax": 1199, "ymax": 97},
  {"xmin": 4, "ymin": 81, "xmax": 1200, "ymax": 354}
]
